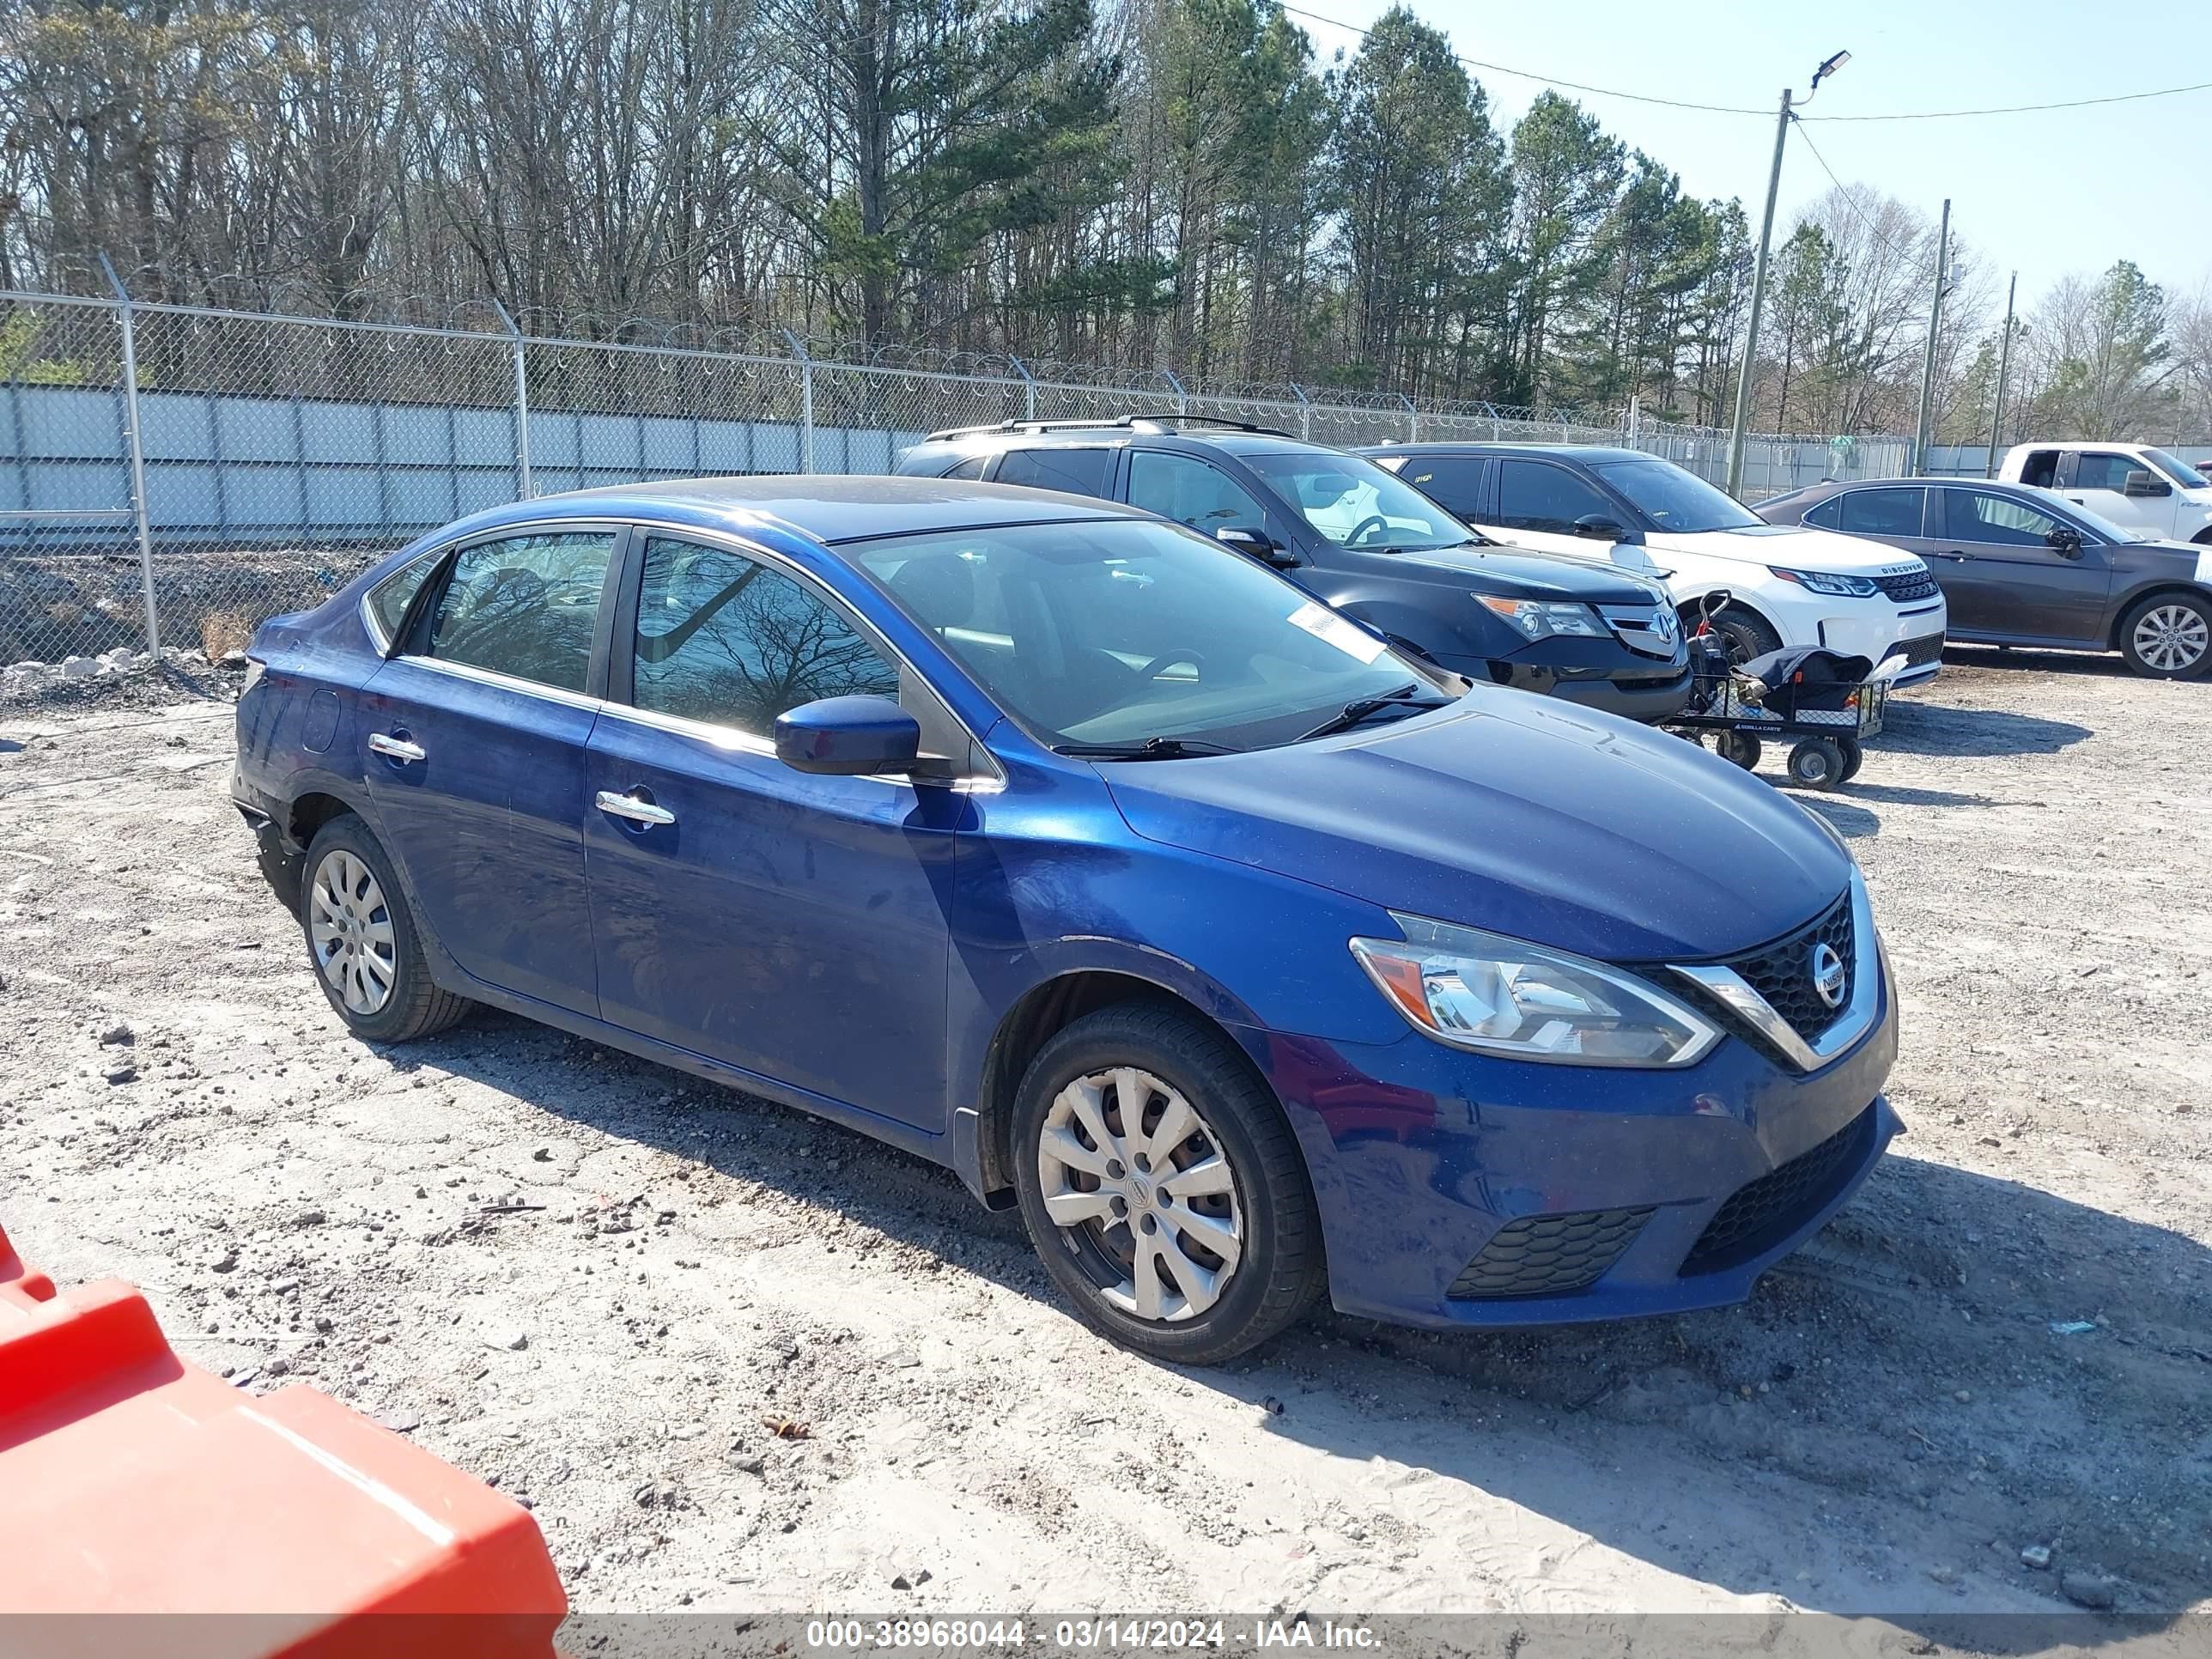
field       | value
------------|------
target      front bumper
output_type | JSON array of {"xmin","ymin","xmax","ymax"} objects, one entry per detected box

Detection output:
[
  {"xmin": 1771, "ymin": 591, "xmax": 1948, "ymax": 686},
  {"xmin": 1441, "ymin": 649, "xmax": 1693, "ymax": 724},
  {"xmin": 1238, "ymin": 974, "xmax": 1899, "ymax": 1330}
]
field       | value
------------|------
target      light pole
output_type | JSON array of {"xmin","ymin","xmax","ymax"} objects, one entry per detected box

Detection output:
[
  {"xmin": 1911, "ymin": 198, "xmax": 1952, "ymax": 476},
  {"xmin": 1725, "ymin": 49, "xmax": 1850, "ymax": 498},
  {"xmin": 1985, "ymin": 270, "xmax": 2017, "ymax": 477}
]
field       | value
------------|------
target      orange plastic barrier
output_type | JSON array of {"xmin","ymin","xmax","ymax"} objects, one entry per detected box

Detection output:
[{"xmin": 0, "ymin": 1220, "xmax": 567, "ymax": 1658}]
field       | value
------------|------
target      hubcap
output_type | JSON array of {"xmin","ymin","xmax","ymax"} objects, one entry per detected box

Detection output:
[
  {"xmin": 1036, "ymin": 1066, "xmax": 1244, "ymax": 1323},
  {"xmin": 2134, "ymin": 605, "xmax": 2208, "ymax": 672},
  {"xmin": 309, "ymin": 849, "xmax": 397, "ymax": 1015}
]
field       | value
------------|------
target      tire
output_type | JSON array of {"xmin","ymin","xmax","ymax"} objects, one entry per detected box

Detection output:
[
  {"xmin": 1715, "ymin": 731, "xmax": 1763, "ymax": 770},
  {"xmin": 1011, "ymin": 1003, "xmax": 1324, "ymax": 1364},
  {"xmin": 2118, "ymin": 592, "xmax": 2212, "ymax": 679},
  {"xmin": 300, "ymin": 815, "xmax": 471, "ymax": 1042},
  {"xmin": 1787, "ymin": 738, "xmax": 1847, "ymax": 790},
  {"xmin": 1705, "ymin": 604, "xmax": 1783, "ymax": 668},
  {"xmin": 1836, "ymin": 736, "xmax": 1865, "ymax": 781}
]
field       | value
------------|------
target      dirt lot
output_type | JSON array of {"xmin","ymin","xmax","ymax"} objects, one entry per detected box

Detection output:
[{"xmin": 2, "ymin": 652, "xmax": 2207, "ymax": 1626}]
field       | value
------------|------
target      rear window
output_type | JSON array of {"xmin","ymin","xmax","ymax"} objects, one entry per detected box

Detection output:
[
  {"xmin": 995, "ymin": 447, "xmax": 1114, "ymax": 498},
  {"xmin": 1835, "ymin": 487, "xmax": 1925, "ymax": 538}
]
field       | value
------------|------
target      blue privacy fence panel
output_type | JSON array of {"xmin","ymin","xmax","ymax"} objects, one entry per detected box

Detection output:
[{"xmin": 2, "ymin": 381, "xmax": 919, "ymax": 544}]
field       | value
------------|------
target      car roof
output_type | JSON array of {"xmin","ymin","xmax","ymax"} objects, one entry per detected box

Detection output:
[
  {"xmin": 438, "ymin": 474, "xmax": 1149, "ymax": 547},
  {"xmin": 1358, "ymin": 443, "xmax": 1652, "ymax": 465}
]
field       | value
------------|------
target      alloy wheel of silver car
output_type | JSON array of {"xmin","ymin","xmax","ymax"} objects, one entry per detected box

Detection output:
[
  {"xmin": 2130, "ymin": 604, "xmax": 2209, "ymax": 674},
  {"xmin": 1035, "ymin": 1065, "xmax": 1245, "ymax": 1322},
  {"xmin": 308, "ymin": 848, "xmax": 398, "ymax": 1016}
]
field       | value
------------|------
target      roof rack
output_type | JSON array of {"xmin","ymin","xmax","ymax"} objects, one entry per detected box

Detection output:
[{"xmin": 920, "ymin": 412, "xmax": 1295, "ymax": 442}]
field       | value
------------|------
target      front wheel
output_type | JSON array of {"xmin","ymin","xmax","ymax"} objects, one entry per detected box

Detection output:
[
  {"xmin": 1701, "ymin": 604, "xmax": 1782, "ymax": 668},
  {"xmin": 1012, "ymin": 1004, "xmax": 1324, "ymax": 1364},
  {"xmin": 2119, "ymin": 593, "xmax": 2211, "ymax": 679},
  {"xmin": 301, "ymin": 816, "xmax": 472, "ymax": 1042}
]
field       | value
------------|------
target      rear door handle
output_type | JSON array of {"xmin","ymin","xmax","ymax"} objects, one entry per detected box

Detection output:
[
  {"xmin": 368, "ymin": 732, "xmax": 426, "ymax": 763},
  {"xmin": 596, "ymin": 789, "xmax": 676, "ymax": 826},
  {"xmin": 1936, "ymin": 550, "xmax": 1969, "ymax": 561}
]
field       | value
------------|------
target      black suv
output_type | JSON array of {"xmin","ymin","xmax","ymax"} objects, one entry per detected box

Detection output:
[{"xmin": 894, "ymin": 416, "xmax": 1692, "ymax": 720}]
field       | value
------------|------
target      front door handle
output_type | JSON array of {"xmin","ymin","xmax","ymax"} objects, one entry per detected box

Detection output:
[
  {"xmin": 596, "ymin": 789, "xmax": 676, "ymax": 827},
  {"xmin": 368, "ymin": 732, "xmax": 426, "ymax": 763}
]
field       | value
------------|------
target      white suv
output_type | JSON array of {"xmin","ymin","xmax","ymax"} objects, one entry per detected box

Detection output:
[
  {"xmin": 1996, "ymin": 442, "xmax": 2212, "ymax": 545},
  {"xmin": 1364, "ymin": 445, "xmax": 1948, "ymax": 684}
]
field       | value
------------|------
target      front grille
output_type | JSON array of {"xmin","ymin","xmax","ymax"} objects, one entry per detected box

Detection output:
[
  {"xmin": 1446, "ymin": 1206, "xmax": 1654, "ymax": 1299},
  {"xmin": 1875, "ymin": 568, "xmax": 1941, "ymax": 603},
  {"xmin": 1680, "ymin": 1108, "xmax": 1876, "ymax": 1275},
  {"xmin": 1899, "ymin": 632, "xmax": 1945, "ymax": 667},
  {"xmin": 1717, "ymin": 891, "xmax": 1856, "ymax": 1048},
  {"xmin": 1595, "ymin": 604, "xmax": 1681, "ymax": 661}
]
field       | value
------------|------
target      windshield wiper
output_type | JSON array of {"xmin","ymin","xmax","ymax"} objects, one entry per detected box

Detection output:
[
  {"xmin": 1051, "ymin": 736, "xmax": 1241, "ymax": 761},
  {"xmin": 1296, "ymin": 684, "xmax": 1453, "ymax": 742}
]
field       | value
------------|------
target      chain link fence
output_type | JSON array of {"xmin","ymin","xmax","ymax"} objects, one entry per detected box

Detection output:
[{"xmin": 3, "ymin": 282, "xmax": 1917, "ymax": 668}]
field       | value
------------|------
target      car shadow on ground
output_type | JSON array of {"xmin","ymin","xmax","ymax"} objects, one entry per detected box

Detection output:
[
  {"xmin": 404, "ymin": 1012, "xmax": 2211, "ymax": 1637},
  {"xmin": 1938, "ymin": 647, "xmax": 2158, "ymax": 682}
]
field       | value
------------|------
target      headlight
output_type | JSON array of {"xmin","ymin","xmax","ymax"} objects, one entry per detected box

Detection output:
[
  {"xmin": 1768, "ymin": 566, "xmax": 1878, "ymax": 599},
  {"xmin": 1349, "ymin": 913, "xmax": 1722, "ymax": 1067},
  {"xmin": 1476, "ymin": 597, "xmax": 1608, "ymax": 639}
]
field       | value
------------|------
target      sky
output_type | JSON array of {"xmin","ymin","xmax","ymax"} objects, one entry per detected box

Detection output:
[{"xmin": 1282, "ymin": 0, "xmax": 2212, "ymax": 320}]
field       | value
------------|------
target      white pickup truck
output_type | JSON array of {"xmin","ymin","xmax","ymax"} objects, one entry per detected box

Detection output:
[{"xmin": 1996, "ymin": 442, "xmax": 2212, "ymax": 544}]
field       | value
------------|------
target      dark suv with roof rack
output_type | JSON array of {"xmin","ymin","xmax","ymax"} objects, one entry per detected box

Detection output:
[{"xmin": 894, "ymin": 416, "xmax": 1692, "ymax": 721}]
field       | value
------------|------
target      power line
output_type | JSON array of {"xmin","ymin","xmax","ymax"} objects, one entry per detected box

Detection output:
[
  {"xmin": 1801, "ymin": 81, "xmax": 2212, "ymax": 122},
  {"xmin": 1274, "ymin": 1, "xmax": 2212, "ymax": 125},
  {"xmin": 1791, "ymin": 123, "xmax": 1918, "ymax": 263}
]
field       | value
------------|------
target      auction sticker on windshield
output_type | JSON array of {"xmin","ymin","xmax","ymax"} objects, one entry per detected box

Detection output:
[{"xmin": 1288, "ymin": 601, "xmax": 1389, "ymax": 664}]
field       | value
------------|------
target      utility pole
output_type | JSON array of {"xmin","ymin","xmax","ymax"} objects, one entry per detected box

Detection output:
[
  {"xmin": 1912, "ymin": 198, "xmax": 1951, "ymax": 477},
  {"xmin": 1725, "ymin": 49, "xmax": 1850, "ymax": 498},
  {"xmin": 1985, "ymin": 270, "xmax": 2016, "ymax": 477},
  {"xmin": 1725, "ymin": 88, "xmax": 1793, "ymax": 498}
]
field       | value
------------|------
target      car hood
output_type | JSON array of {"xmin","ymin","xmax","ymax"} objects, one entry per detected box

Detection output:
[
  {"xmin": 1102, "ymin": 688, "xmax": 1851, "ymax": 963},
  {"xmin": 1393, "ymin": 544, "xmax": 1665, "ymax": 604},
  {"xmin": 1647, "ymin": 522, "xmax": 1927, "ymax": 575}
]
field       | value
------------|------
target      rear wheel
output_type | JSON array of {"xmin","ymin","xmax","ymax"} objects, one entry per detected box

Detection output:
[
  {"xmin": 2118, "ymin": 593, "xmax": 2211, "ymax": 679},
  {"xmin": 1714, "ymin": 731, "xmax": 1763, "ymax": 770},
  {"xmin": 301, "ymin": 816, "xmax": 471, "ymax": 1042},
  {"xmin": 1012, "ymin": 1004, "xmax": 1323, "ymax": 1364},
  {"xmin": 1787, "ymin": 737, "xmax": 1847, "ymax": 790},
  {"xmin": 1836, "ymin": 736, "xmax": 1865, "ymax": 781}
]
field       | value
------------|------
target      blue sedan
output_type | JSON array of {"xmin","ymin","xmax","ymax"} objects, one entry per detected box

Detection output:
[{"xmin": 232, "ymin": 477, "xmax": 1900, "ymax": 1363}]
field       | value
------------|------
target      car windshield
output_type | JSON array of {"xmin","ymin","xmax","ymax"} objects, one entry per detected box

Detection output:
[
  {"xmin": 2142, "ymin": 448, "xmax": 2207, "ymax": 490},
  {"xmin": 848, "ymin": 519, "xmax": 1441, "ymax": 752},
  {"xmin": 1240, "ymin": 451, "xmax": 1472, "ymax": 552},
  {"xmin": 1590, "ymin": 459, "xmax": 1764, "ymax": 532}
]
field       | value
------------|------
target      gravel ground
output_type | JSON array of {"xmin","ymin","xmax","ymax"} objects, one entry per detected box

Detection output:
[{"xmin": 2, "ymin": 650, "xmax": 2207, "ymax": 1628}]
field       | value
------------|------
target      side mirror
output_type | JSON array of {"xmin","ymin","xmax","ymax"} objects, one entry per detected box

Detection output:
[
  {"xmin": 1217, "ymin": 526, "xmax": 1295, "ymax": 566},
  {"xmin": 2122, "ymin": 469, "xmax": 2170, "ymax": 499},
  {"xmin": 1572, "ymin": 514, "xmax": 1631, "ymax": 541},
  {"xmin": 774, "ymin": 695, "xmax": 921, "ymax": 777},
  {"xmin": 2045, "ymin": 526, "xmax": 2084, "ymax": 558}
]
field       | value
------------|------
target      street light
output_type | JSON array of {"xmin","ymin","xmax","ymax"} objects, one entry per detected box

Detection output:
[{"xmin": 1724, "ymin": 49, "xmax": 1850, "ymax": 497}]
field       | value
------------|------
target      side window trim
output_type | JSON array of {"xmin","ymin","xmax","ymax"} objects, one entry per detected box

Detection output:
[
  {"xmin": 606, "ymin": 522, "xmax": 1003, "ymax": 786},
  {"xmin": 394, "ymin": 519, "xmax": 631, "ymax": 702}
]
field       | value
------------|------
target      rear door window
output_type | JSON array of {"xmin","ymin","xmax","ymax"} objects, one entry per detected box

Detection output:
[
  {"xmin": 424, "ymin": 531, "xmax": 617, "ymax": 693},
  {"xmin": 1835, "ymin": 487, "xmax": 1926, "ymax": 538},
  {"xmin": 1801, "ymin": 496, "xmax": 1843, "ymax": 529},
  {"xmin": 366, "ymin": 550, "xmax": 444, "ymax": 647},
  {"xmin": 1496, "ymin": 459, "xmax": 1613, "ymax": 533},
  {"xmin": 1395, "ymin": 455, "xmax": 1485, "ymax": 519},
  {"xmin": 994, "ymin": 447, "xmax": 1115, "ymax": 498}
]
